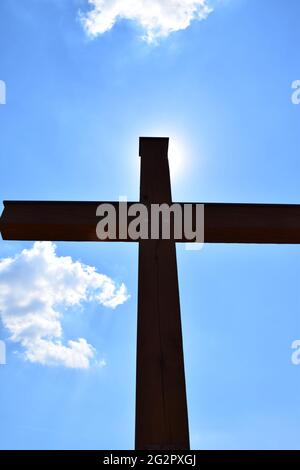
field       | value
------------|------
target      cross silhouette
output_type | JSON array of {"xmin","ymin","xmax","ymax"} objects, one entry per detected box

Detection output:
[{"xmin": 1, "ymin": 137, "xmax": 300, "ymax": 450}]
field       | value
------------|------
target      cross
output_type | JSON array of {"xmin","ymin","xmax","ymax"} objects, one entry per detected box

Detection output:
[{"xmin": 1, "ymin": 137, "xmax": 300, "ymax": 450}]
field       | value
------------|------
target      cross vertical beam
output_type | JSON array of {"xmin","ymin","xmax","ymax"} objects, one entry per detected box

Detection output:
[{"xmin": 135, "ymin": 138, "xmax": 190, "ymax": 450}]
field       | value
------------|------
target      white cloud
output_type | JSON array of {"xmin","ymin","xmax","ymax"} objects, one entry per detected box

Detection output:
[
  {"xmin": 0, "ymin": 242, "xmax": 129, "ymax": 369},
  {"xmin": 80, "ymin": 0, "xmax": 213, "ymax": 43}
]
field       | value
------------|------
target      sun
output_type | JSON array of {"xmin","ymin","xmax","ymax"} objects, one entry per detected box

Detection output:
[
  {"xmin": 135, "ymin": 131, "xmax": 188, "ymax": 183},
  {"xmin": 168, "ymin": 137, "xmax": 185, "ymax": 181}
]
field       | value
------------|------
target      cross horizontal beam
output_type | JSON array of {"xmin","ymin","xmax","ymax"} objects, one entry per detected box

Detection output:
[{"xmin": 1, "ymin": 200, "xmax": 300, "ymax": 243}]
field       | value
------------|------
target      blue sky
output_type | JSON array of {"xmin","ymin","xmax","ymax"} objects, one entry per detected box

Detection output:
[{"xmin": 0, "ymin": 0, "xmax": 300, "ymax": 450}]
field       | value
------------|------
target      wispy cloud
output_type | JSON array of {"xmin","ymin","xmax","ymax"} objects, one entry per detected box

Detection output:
[
  {"xmin": 0, "ymin": 242, "xmax": 129, "ymax": 369},
  {"xmin": 80, "ymin": 0, "xmax": 213, "ymax": 43}
]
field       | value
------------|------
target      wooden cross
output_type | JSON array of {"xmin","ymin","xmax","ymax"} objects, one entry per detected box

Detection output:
[{"xmin": 1, "ymin": 137, "xmax": 300, "ymax": 450}]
